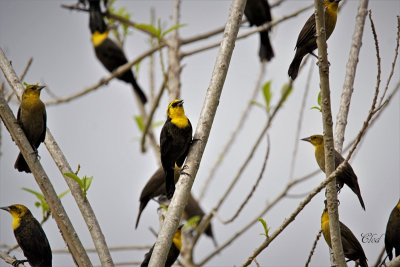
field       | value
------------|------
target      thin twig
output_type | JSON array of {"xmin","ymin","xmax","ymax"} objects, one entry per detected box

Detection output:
[
  {"xmin": 0, "ymin": 251, "xmax": 25, "ymax": 267},
  {"xmin": 198, "ymin": 62, "xmax": 266, "ymax": 201},
  {"xmin": 305, "ymin": 229, "xmax": 323, "ymax": 267},
  {"xmin": 222, "ymin": 135, "xmax": 270, "ymax": 224},
  {"xmin": 180, "ymin": 4, "xmax": 313, "ymax": 58}
]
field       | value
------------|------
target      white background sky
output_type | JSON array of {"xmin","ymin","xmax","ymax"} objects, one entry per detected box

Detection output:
[{"xmin": 1, "ymin": 0, "xmax": 399, "ymax": 266}]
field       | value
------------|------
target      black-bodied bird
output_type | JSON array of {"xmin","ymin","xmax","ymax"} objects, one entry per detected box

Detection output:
[
  {"xmin": 160, "ymin": 100, "xmax": 192, "ymax": 199},
  {"xmin": 288, "ymin": 0, "xmax": 341, "ymax": 80},
  {"xmin": 135, "ymin": 167, "xmax": 217, "ymax": 245},
  {"xmin": 1, "ymin": 204, "xmax": 52, "ymax": 267},
  {"xmin": 321, "ymin": 205, "xmax": 368, "ymax": 266},
  {"xmin": 14, "ymin": 84, "xmax": 47, "ymax": 173},
  {"xmin": 88, "ymin": 0, "xmax": 147, "ymax": 104},
  {"xmin": 385, "ymin": 198, "xmax": 400, "ymax": 260},
  {"xmin": 301, "ymin": 135, "xmax": 365, "ymax": 210},
  {"xmin": 244, "ymin": 0, "xmax": 274, "ymax": 62},
  {"xmin": 140, "ymin": 225, "xmax": 182, "ymax": 267}
]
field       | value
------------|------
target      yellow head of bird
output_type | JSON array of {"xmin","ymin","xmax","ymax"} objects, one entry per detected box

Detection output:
[
  {"xmin": 173, "ymin": 225, "xmax": 183, "ymax": 251},
  {"xmin": 167, "ymin": 100, "xmax": 185, "ymax": 117},
  {"xmin": 324, "ymin": 0, "xmax": 341, "ymax": 7},
  {"xmin": 1, "ymin": 204, "xmax": 30, "ymax": 230},
  {"xmin": 301, "ymin": 135, "xmax": 324, "ymax": 147},
  {"xmin": 22, "ymin": 84, "xmax": 45, "ymax": 99}
]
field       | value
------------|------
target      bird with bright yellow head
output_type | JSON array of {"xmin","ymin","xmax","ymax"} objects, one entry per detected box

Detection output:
[
  {"xmin": 14, "ymin": 84, "xmax": 47, "ymax": 173},
  {"xmin": 288, "ymin": 0, "xmax": 341, "ymax": 80},
  {"xmin": 1, "ymin": 204, "xmax": 52, "ymax": 267},
  {"xmin": 160, "ymin": 100, "xmax": 192, "ymax": 199}
]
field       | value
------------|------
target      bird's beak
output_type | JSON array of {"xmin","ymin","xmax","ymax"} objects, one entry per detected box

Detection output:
[
  {"xmin": 0, "ymin": 206, "xmax": 10, "ymax": 212},
  {"xmin": 301, "ymin": 137, "xmax": 311, "ymax": 142},
  {"xmin": 37, "ymin": 85, "xmax": 46, "ymax": 91},
  {"xmin": 176, "ymin": 100, "xmax": 184, "ymax": 106}
]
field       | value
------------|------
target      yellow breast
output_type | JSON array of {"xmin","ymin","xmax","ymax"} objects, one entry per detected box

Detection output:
[{"xmin": 91, "ymin": 31, "xmax": 108, "ymax": 47}]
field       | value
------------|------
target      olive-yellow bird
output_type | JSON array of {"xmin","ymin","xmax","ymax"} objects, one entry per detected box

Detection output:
[
  {"xmin": 302, "ymin": 135, "xmax": 365, "ymax": 210},
  {"xmin": 385, "ymin": 198, "xmax": 400, "ymax": 260},
  {"xmin": 321, "ymin": 205, "xmax": 367, "ymax": 266},
  {"xmin": 14, "ymin": 84, "xmax": 46, "ymax": 173},
  {"xmin": 288, "ymin": 0, "xmax": 341, "ymax": 80}
]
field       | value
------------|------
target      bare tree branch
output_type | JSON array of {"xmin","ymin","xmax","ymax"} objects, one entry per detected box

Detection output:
[
  {"xmin": 0, "ymin": 251, "xmax": 25, "ymax": 267},
  {"xmin": 305, "ymin": 230, "xmax": 323, "ymax": 267},
  {"xmin": 334, "ymin": 0, "xmax": 369, "ymax": 153}
]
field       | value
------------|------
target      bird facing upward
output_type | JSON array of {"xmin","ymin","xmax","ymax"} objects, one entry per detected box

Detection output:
[{"xmin": 160, "ymin": 100, "xmax": 192, "ymax": 199}]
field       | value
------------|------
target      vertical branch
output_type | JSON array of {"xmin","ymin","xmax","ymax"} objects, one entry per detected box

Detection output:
[
  {"xmin": 314, "ymin": 0, "xmax": 345, "ymax": 266},
  {"xmin": 0, "ymin": 51, "xmax": 92, "ymax": 267},
  {"xmin": 147, "ymin": 0, "xmax": 246, "ymax": 265},
  {"xmin": 167, "ymin": 0, "xmax": 182, "ymax": 101},
  {"xmin": 334, "ymin": 0, "xmax": 369, "ymax": 152},
  {"xmin": 0, "ymin": 49, "xmax": 113, "ymax": 267}
]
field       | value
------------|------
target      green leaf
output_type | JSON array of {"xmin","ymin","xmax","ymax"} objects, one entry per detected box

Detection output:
[
  {"xmin": 311, "ymin": 106, "xmax": 322, "ymax": 112},
  {"xmin": 280, "ymin": 83, "xmax": 293, "ymax": 104},
  {"xmin": 262, "ymin": 81, "xmax": 272, "ymax": 111},
  {"xmin": 184, "ymin": 216, "xmax": 201, "ymax": 230},
  {"xmin": 161, "ymin": 24, "xmax": 187, "ymax": 38},
  {"xmin": 135, "ymin": 23, "xmax": 160, "ymax": 38},
  {"xmin": 258, "ymin": 218, "xmax": 269, "ymax": 237},
  {"xmin": 134, "ymin": 116, "xmax": 144, "ymax": 132},
  {"xmin": 151, "ymin": 120, "xmax": 164, "ymax": 129},
  {"xmin": 64, "ymin": 173, "xmax": 84, "ymax": 188},
  {"xmin": 317, "ymin": 91, "xmax": 321, "ymax": 106},
  {"xmin": 250, "ymin": 100, "xmax": 266, "ymax": 110},
  {"xmin": 58, "ymin": 189, "xmax": 70, "ymax": 199}
]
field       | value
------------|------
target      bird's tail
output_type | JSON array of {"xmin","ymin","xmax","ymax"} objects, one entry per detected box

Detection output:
[
  {"xmin": 259, "ymin": 31, "xmax": 274, "ymax": 62},
  {"xmin": 288, "ymin": 52, "xmax": 302, "ymax": 80},
  {"xmin": 131, "ymin": 80, "xmax": 148, "ymax": 104},
  {"xmin": 165, "ymin": 170, "xmax": 175, "ymax": 199},
  {"xmin": 14, "ymin": 153, "xmax": 31, "ymax": 173},
  {"xmin": 88, "ymin": 0, "xmax": 107, "ymax": 34},
  {"xmin": 135, "ymin": 201, "xmax": 147, "ymax": 229},
  {"xmin": 354, "ymin": 188, "xmax": 366, "ymax": 210}
]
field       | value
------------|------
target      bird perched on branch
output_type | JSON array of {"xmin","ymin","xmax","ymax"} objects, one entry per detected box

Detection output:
[
  {"xmin": 301, "ymin": 135, "xmax": 365, "ymax": 210},
  {"xmin": 160, "ymin": 100, "xmax": 192, "ymax": 199},
  {"xmin": 244, "ymin": 0, "xmax": 274, "ymax": 62},
  {"xmin": 1, "ymin": 204, "xmax": 52, "ymax": 267},
  {"xmin": 385, "ymin": 198, "xmax": 400, "ymax": 260},
  {"xmin": 140, "ymin": 225, "xmax": 182, "ymax": 267},
  {"xmin": 88, "ymin": 0, "xmax": 147, "ymax": 104},
  {"xmin": 135, "ymin": 167, "xmax": 217, "ymax": 244},
  {"xmin": 14, "ymin": 84, "xmax": 47, "ymax": 173},
  {"xmin": 288, "ymin": 0, "xmax": 341, "ymax": 80},
  {"xmin": 321, "ymin": 204, "xmax": 368, "ymax": 267}
]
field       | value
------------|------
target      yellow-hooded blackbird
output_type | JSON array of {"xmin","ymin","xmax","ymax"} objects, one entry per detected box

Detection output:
[
  {"xmin": 135, "ymin": 167, "xmax": 217, "ymax": 245},
  {"xmin": 14, "ymin": 84, "xmax": 46, "ymax": 173},
  {"xmin": 321, "ymin": 204, "xmax": 367, "ymax": 266},
  {"xmin": 385, "ymin": 198, "xmax": 400, "ymax": 260},
  {"xmin": 88, "ymin": 0, "xmax": 147, "ymax": 104},
  {"xmin": 244, "ymin": 0, "xmax": 274, "ymax": 62},
  {"xmin": 302, "ymin": 135, "xmax": 365, "ymax": 210},
  {"xmin": 288, "ymin": 0, "xmax": 340, "ymax": 80},
  {"xmin": 1, "ymin": 204, "xmax": 52, "ymax": 267},
  {"xmin": 140, "ymin": 225, "xmax": 182, "ymax": 267},
  {"xmin": 160, "ymin": 100, "xmax": 192, "ymax": 199}
]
